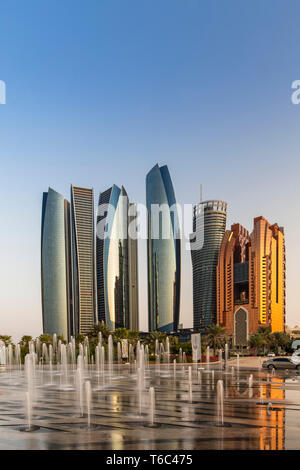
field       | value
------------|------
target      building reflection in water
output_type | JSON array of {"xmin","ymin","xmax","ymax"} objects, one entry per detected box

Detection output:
[
  {"xmin": 259, "ymin": 377, "xmax": 285, "ymax": 450},
  {"xmin": 226, "ymin": 375, "xmax": 285, "ymax": 450}
]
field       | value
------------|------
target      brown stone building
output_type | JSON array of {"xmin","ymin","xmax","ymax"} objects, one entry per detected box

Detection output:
[{"xmin": 217, "ymin": 217, "xmax": 286, "ymax": 346}]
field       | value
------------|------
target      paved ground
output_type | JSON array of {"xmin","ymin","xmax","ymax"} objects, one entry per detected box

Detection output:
[
  {"xmin": 0, "ymin": 361, "xmax": 299, "ymax": 450},
  {"xmin": 228, "ymin": 356, "xmax": 264, "ymax": 369}
]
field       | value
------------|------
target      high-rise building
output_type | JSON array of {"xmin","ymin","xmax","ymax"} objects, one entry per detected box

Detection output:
[
  {"xmin": 71, "ymin": 185, "xmax": 96, "ymax": 336},
  {"xmin": 190, "ymin": 200, "xmax": 227, "ymax": 329},
  {"xmin": 217, "ymin": 223, "xmax": 256, "ymax": 345},
  {"xmin": 96, "ymin": 185, "xmax": 139, "ymax": 331},
  {"xmin": 252, "ymin": 217, "xmax": 286, "ymax": 333},
  {"xmin": 146, "ymin": 164, "xmax": 181, "ymax": 332},
  {"xmin": 41, "ymin": 188, "xmax": 72, "ymax": 339},
  {"xmin": 128, "ymin": 203, "xmax": 139, "ymax": 331},
  {"xmin": 217, "ymin": 217, "xmax": 286, "ymax": 345}
]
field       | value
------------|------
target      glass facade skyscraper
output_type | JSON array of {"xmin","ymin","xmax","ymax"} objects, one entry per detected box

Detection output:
[
  {"xmin": 96, "ymin": 185, "xmax": 139, "ymax": 331},
  {"xmin": 71, "ymin": 185, "xmax": 96, "ymax": 336},
  {"xmin": 41, "ymin": 188, "xmax": 72, "ymax": 339},
  {"xmin": 128, "ymin": 203, "xmax": 139, "ymax": 331},
  {"xmin": 146, "ymin": 164, "xmax": 181, "ymax": 332},
  {"xmin": 191, "ymin": 200, "xmax": 227, "ymax": 329}
]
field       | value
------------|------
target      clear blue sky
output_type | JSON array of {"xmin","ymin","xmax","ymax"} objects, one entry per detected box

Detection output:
[{"xmin": 0, "ymin": 0, "xmax": 299, "ymax": 339}]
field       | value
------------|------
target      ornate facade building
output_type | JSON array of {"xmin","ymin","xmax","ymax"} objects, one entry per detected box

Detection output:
[{"xmin": 217, "ymin": 217, "xmax": 286, "ymax": 345}]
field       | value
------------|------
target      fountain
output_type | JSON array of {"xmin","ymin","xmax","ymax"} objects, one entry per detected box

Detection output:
[
  {"xmin": 206, "ymin": 346, "xmax": 210, "ymax": 368},
  {"xmin": 60, "ymin": 344, "xmax": 69, "ymax": 389},
  {"xmin": 137, "ymin": 368, "xmax": 143, "ymax": 415},
  {"xmin": 3, "ymin": 330, "xmax": 294, "ymax": 450},
  {"xmin": 148, "ymin": 387, "xmax": 155, "ymax": 427},
  {"xmin": 20, "ymin": 353, "xmax": 39, "ymax": 432},
  {"xmin": 179, "ymin": 348, "xmax": 183, "ymax": 364},
  {"xmin": 117, "ymin": 342, "xmax": 121, "ymax": 364},
  {"xmin": 145, "ymin": 345, "xmax": 149, "ymax": 367},
  {"xmin": 108, "ymin": 335, "xmax": 113, "ymax": 379},
  {"xmin": 259, "ymin": 384, "xmax": 264, "ymax": 404},
  {"xmin": 101, "ymin": 346, "xmax": 105, "ymax": 375},
  {"xmin": 219, "ymin": 349, "xmax": 222, "ymax": 370},
  {"xmin": 249, "ymin": 374, "xmax": 253, "ymax": 387},
  {"xmin": 225, "ymin": 343, "xmax": 229, "ymax": 368},
  {"xmin": 188, "ymin": 367, "xmax": 192, "ymax": 402},
  {"xmin": 248, "ymin": 374, "xmax": 253, "ymax": 398},
  {"xmin": 76, "ymin": 356, "xmax": 84, "ymax": 417},
  {"xmin": 0, "ymin": 341, "xmax": 6, "ymax": 368},
  {"xmin": 165, "ymin": 337, "xmax": 170, "ymax": 364},
  {"xmin": 85, "ymin": 381, "xmax": 92, "ymax": 429},
  {"xmin": 197, "ymin": 370, "xmax": 201, "ymax": 385},
  {"xmin": 98, "ymin": 331, "xmax": 102, "ymax": 346},
  {"xmin": 216, "ymin": 380, "xmax": 224, "ymax": 426}
]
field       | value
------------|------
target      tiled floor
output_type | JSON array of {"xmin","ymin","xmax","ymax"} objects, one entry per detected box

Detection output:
[{"xmin": 0, "ymin": 363, "xmax": 299, "ymax": 449}]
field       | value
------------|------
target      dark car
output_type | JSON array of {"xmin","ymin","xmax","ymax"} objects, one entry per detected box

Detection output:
[{"xmin": 262, "ymin": 357, "xmax": 300, "ymax": 370}]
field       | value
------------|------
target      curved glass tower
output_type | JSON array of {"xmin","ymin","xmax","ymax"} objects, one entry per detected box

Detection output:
[
  {"xmin": 191, "ymin": 200, "xmax": 227, "ymax": 329},
  {"xmin": 146, "ymin": 164, "xmax": 181, "ymax": 332},
  {"xmin": 41, "ymin": 188, "xmax": 72, "ymax": 339},
  {"xmin": 96, "ymin": 185, "xmax": 131, "ymax": 331}
]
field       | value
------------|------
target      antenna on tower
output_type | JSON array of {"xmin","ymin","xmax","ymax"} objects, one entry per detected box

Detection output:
[{"xmin": 200, "ymin": 184, "xmax": 203, "ymax": 203}]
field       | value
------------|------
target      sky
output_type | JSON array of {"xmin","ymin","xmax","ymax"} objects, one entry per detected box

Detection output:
[{"xmin": 0, "ymin": 0, "xmax": 299, "ymax": 340}]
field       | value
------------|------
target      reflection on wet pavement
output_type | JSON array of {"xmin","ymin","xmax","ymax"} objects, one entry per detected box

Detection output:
[{"xmin": 0, "ymin": 364, "xmax": 299, "ymax": 450}]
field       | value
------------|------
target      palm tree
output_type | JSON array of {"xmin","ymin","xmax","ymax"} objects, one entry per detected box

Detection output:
[
  {"xmin": 0, "ymin": 335, "xmax": 13, "ymax": 346},
  {"xmin": 89, "ymin": 321, "xmax": 111, "ymax": 342},
  {"xmin": 19, "ymin": 336, "xmax": 32, "ymax": 346},
  {"xmin": 269, "ymin": 332, "xmax": 292, "ymax": 353},
  {"xmin": 113, "ymin": 328, "xmax": 128, "ymax": 344},
  {"xmin": 127, "ymin": 330, "xmax": 140, "ymax": 348},
  {"xmin": 57, "ymin": 335, "xmax": 66, "ymax": 344},
  {"xmin": 204, "ymin": 325, "xmax": 228, "ymax": 356},
  {"xmin": 38, "ymin": 334, "xmax": 53, "ymax": 345},
  {"xmin": 256, "ymin": 326, "xmax": 271, "ymax": 354},
  {"xmin": 76, "ymin": 334, "xmax": 86, "ymax": 344},
  {"xmin": 145, "ymin": 331, "xmax": 167, "ymax": 352},
  {"xmin": 249, "ymin": 333, "xmax": 264, "ymax": 354}
]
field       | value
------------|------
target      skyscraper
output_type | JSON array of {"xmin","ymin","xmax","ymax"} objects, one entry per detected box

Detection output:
[
  {"xmin": 217, "ymin": 217, "xmax": 286, "ymax": 345},
  {"xmin": 252, "ymin": 217, "xmax": 286, "ymax": 333},
  {"xmin": 128, "ymin": 203, "xmax": 139, "ymax": 331},
  {"xmin": 71, "ymin": 185, "xmax": 96, "ymax": 336},
  {"xmin": 146, "ymin": 164, "xmax": 181, "ymax": 332},
  {"xmin": 191, "ymin": 200, "xmax": 227, "ymax": 329},
  {"xmin": 96, "ymin": 185, "xmax": 139, "ymax": 331},
  {"xmin": 41, "ymin": 188, "xmax": 72, "ymax": 339}
]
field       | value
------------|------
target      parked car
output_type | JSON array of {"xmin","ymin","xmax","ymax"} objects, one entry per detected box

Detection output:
[
  {"xmin": 267, "ymin": 353, "xmax": 275, "ymax": 357},
  {"xmin": 262, "ymin": 357, "xmax": 300, "ymax": 370}
]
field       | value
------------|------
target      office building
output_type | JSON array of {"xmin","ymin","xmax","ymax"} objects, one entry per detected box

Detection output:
[
  {"xmin": 41, "ymin": 188, "xmax": 72, "ymax": 339},
  {"xmin": 71, "ymin": 185, "xmax": 96, "ymax": 335},
  {"xmin": 191, "ymin": 200, "xmax": 227, "ymax": 329},
  {"xmin": 96, "ymin": 185, "xmax": 139, "ymax": 330},
  {"xmin": 146, "ymin": 164, "xmax": 181, "ymax": 332}
]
